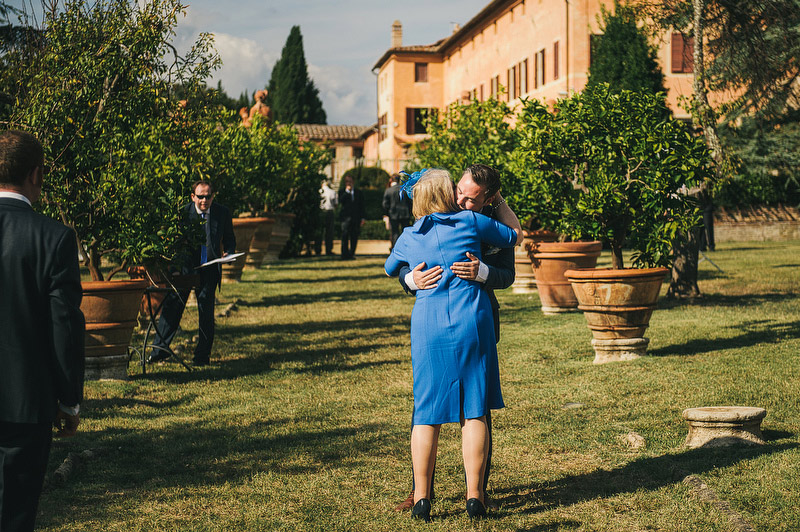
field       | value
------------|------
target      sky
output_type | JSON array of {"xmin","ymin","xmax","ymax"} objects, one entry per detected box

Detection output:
[
  {"xmin": 166, "ymin": 0, "xmax": 490, "ymax": 126},
  {"xmin": 8, "ymin": 0, "xmax": 491, "ymax": 124}
]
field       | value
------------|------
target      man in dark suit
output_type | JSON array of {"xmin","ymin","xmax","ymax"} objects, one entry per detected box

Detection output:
[
  {"xmin": 338, "ymin": 175, "xmax": 365, "ymax": 260},
  {"xmin": 394, "ymin": 164, "xmax": 520, "ymax": 512},
  {"xmin": 148, "ymin": 180, "xmax": 235, "ymax": 366},
  {"xmin": 382, "ymin": 173, "xmax": 413, "ymax": 250},
  {"xmin": 0, "ymin": 130, "xmax": 85, "ymax": 532}
]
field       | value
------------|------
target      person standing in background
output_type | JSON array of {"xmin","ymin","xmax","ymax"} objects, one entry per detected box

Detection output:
[
  {"xmin": 338, "ymin": 175, "xmax": 365, "ymax": 260},
  {"xmin": 0, "ymin": 130, "xmax": 85, "ymax": 532},
  {"xmin": 382, "ymin": 173, "xmax": 413, "ymax": 250},
  {"xmin": 317, "ymin": 179, "xmax": 338, "ymax": 256},
  {"xmin": 148, "ymin": 180, "xmax": 235, "ymax": 367}
]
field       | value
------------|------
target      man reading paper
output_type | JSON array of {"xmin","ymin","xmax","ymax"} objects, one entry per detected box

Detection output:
[{"xmin": 148, "ymin": 180, "xmax": 235, "ymax": 367}]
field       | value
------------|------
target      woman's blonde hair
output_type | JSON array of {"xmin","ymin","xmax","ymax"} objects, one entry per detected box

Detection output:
[{"xmin": 412, "ymin": 169, "xmax": 457, "ymax": 218}]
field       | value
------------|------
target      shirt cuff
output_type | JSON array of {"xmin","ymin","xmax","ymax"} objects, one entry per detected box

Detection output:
[
  {"xmin": 404, "ymin": 270, "xmax": 419, "ymax": 291},
  {"xmin": 475, "ymin": 260, "xmax": 489, "ymax": 283},
  {"xmin": 58, "ymin": 402, "xmax": 80, "ymax": 416}
]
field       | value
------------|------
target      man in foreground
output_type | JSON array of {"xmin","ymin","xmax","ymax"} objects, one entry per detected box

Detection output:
[
  {"xmin": 395, "ymin": 164, "xmax": 521, "ymax": 512},
  {"xmin": 0, "ymin": 130, "xmax": 85, "ymax": 532}
]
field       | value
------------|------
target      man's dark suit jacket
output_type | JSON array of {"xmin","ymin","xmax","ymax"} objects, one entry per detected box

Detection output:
[
  {"xmin": 382, "ymin": 184, "xmax": 412, "ymax": 221},
  {"xmin": 180, "ymin": 201, "xmax": 236, "ymax": 275},
  {"xmin": 338, "ymin": 188, "xmax": 365, "ymax": 223},
  {"xmin": 0, "ymin": 197, "xmax": 85, "ymax": 424},
  {"xmin": 398, "ymin": 206, "xmax": 515, "ymax": 341}
]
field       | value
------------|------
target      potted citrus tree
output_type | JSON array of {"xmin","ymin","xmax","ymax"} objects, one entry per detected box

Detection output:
[
  {"xmin": 8, "ymin": 0, "xmax": 218, "ymax": 378},
  {"xmin": 517, "ymin": 84, "xmax": 713, "ymax": 362},
  {"xmin": 508, "ymin": 98, "xmax": 602, "ymax": 313}
]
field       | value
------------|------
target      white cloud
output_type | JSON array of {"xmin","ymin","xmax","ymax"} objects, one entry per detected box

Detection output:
[
  {"xmin": 308, "ymin": 63, "xmax": 375, "ymax": 126},
  {"xmin": 206, "ymin": 33, "xmax": 277, "ymax": 99}
]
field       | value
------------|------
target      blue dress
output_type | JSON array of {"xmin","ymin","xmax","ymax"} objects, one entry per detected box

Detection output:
[{"xmin": 384, "ymin": 210, "xmax": 517, "ymax": 425}]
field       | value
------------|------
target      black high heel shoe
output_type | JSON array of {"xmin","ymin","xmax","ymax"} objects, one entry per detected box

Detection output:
[
  {"xmin": 411, "ymin": 498, "xmax": 432, "ymax": 523},
  {"xmin": 466, "ymin": 497, "xmax": 487, "ymax": 519}
]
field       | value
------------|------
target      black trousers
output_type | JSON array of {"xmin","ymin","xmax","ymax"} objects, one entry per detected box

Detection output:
[
  {"xmin": 152, "ymin": 267, "xmax": 219, "ymax": 363},
  {"xmin": 0, "ymin": 421, "xmax": 52, "ymax": 532},
  {"xmin": 340, "ymin": 218, "xmax": 360, "ymax": 258},
  {"xmin": 389, "ymin": 218, "xmax": 406, "ymax": 249},
  {"xmin": 314, "ymin": 210, "xmax": 336, "ymax": 255}
]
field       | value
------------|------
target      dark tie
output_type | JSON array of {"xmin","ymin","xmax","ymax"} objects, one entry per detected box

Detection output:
[{"xmin": 200, "ymin": 212, "xmax": 208, "ymax": 263}]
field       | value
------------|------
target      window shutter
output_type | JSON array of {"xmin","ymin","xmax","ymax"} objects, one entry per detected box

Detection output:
[
  {"xmin": 671, "ymin": 33, "xmax": 684, "ymax": 73},
  {"xmin": 406, "ymin": 108, "xmax": 414, "ymax": 135}
]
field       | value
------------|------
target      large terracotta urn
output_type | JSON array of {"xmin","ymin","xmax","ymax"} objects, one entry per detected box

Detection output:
[
  {"xmin": 529, "ymin": 241, "xmax": 602, "ymax": 314},
  {"xmin": 221, "ymin": 218, "xmax": 261, "ymax": 283},
  {"xmin": 81, "ymin": 279, "xmax": 148, "ymax": 379},
  {"xmin": 244, "ymin": 216, "xmax": 275, "ymax": 270},
  {"xmin": 512, "ymin": 230, "xmax": 557, "ymax": 294},
  {"xmin": 564, "ymin": 267, "xmax": 669, "ymax": 363},
  {"xmin": 261, "ymin": 212, "xmax": 296, "ymax": 262}
]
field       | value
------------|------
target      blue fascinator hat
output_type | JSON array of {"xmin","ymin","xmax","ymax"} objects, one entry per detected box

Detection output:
[{"xmin": 398, "ymin": 168, "xmax": 428, "ymax": 201}]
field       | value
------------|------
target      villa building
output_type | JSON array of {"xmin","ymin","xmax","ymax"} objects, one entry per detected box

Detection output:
[{"xmin": 369, "ymin": 0, "xmax": 697, "ymax": 173}]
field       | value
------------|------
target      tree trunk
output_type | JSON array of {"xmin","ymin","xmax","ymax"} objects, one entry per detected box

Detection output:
[
  {"xmin": 667, "ymin": 0, "xmax": 717, "ymax": 300},
  {"xmin": 692, "ymin": 0, "xmax": 724, "ymax": 168},
  {"xmin": 88, "ymin": 248, "xmax": 104, "ymax": 282},
  {"xmin": 611, "ymin": 241, "xmax": 624, "ymax": 269},
  {"xmin": 667, "ymin": 226, "xmax": 702, "ymax": 300}
]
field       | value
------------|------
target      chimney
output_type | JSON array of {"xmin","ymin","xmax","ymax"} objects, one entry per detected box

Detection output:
[{"xmin": 391, "ymin": 20, "xmax": 402, "ymax": 48}]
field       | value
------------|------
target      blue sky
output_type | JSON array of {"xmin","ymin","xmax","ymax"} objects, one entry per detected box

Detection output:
[{"xmin": 169, "ymin": 0, "xmax": 490, "ymax": 125}]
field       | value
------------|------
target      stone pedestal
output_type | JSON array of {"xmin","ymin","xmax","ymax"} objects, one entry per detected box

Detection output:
[
  {"xmin": 591, "ymin": 337, "xmax": 648, "ymax": 364},
  {"xmin": 682, "ymin": 406, "xmax": 767, "ymax": 448}
]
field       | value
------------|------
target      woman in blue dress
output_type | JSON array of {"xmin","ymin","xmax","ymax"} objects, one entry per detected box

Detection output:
[{"xmin": 384, "ymin": 169, "xmax": 521, "ymax": 521}]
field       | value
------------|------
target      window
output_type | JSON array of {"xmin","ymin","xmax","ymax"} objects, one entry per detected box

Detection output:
[
  {"xmin": 352, "ymin": 147, "xmax": 363, "ymax": 159},
  {"xmin": 671, "ymin": 33, "xmax": 694, "ymax": 73},
  {"xmin": 378, "ymin": 113, "xmax": 387, "ymax": 142},
  {"xmin": 491, "ymin": 75, "xmax": 499, "ymax": 98},
  {"xmin": 553, "ymin": 41, "xmax": 560, "ymax": 80},
  {"xmin": 535, "ymin": 49, "xmax": 545, "ymax": 88},
  {"xmin": 415, "ymin": 62, "xmax": 429, "ymax": 82},
  {"xmin": 508, "ymin": 65, "xmax": 519, "ymax": 101},
  {"xmin": 520, "ymin": 59, "xmax": 528, "ymax": 94},
  {"xmin": 480, "ymin": 83, "xmax": 485, "ymax": 101},
  {"xmin": 406, "ymin": 108, "xmax": 434, "ymax": 135}
]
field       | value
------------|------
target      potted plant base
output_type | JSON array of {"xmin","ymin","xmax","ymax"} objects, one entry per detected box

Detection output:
[
  {"xmin": 81, "ymin": 279, "xmax": 149, "ymax": 379},
  {"xmin": 262, "ymin": 212, "xmax": 295, "ymax": 262},
  {"xmin": 564, "ymin": 267, "xmax": 668, "ymax": 363},
  {"xmin": 244, "ymin": 216, "xmax": 275, "ymax": 270},
  {"xmin": 530, "ymin": 241, "xmax": 602, "ymax": 314},
  {"xmin": 221, "ymin": 218, "xmax": 261, "ymax": 283},
  {"xmin": 512, "ymin": 230, "xmax": 557, "ymax": 294}
]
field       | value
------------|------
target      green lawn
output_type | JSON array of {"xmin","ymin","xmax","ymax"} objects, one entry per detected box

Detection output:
[{"xmin": 39, "ymin": 241, "xmax": 800, "ymax": 531}]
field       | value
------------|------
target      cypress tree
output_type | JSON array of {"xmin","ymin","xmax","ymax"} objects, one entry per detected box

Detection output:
[
  {"xmin": 267, "ymin": 25, "xmax": 326, "ymax": 124},
  {"xmin": 587, "ymin": 1, "xmax": 665, "ymax": 95}
]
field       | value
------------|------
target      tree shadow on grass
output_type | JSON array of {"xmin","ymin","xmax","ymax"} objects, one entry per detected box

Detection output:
[
  {"xmin": 659, "ymin": 291, "xmax": 798, "ymax": 309},
  {"xmin": 494, "ymin": 442, "xmax": 797, "ymax": 515},
  {"xmin": 649, "ymin": 319, "xmax": 800, "ymax": 357},
  {"xmin": 236, "ymin": 289, "xmax": 403, "ymax": 307},
  {"xmin": 40, "ymin": 419, "xmax": 395, "ymax": 528}
]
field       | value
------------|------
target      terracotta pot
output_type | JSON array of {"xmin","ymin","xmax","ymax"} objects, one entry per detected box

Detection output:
[
  {"xmin": 221, "ymin": 218, "xmax": 261, "ymax": 283},
  {"xmin": 529, "ymin": 241, "xmax": 602, "ymax": 314},
  {"xmin": 262, "ymin": 212, "xmax": 296, "ymax": 262},
  {"xmin": 244, "ymin": 216, "xmax": 275, "ymax": 270},
  {"xmin": 564, "ymin": 267, "xmax": 669, "ymax": 363},
  {"xmin": 512, "ymin": 230, "xmax": 557, "ymax": 294},
  {"xmin": 81, "ymin": 279, "xmax": 148, "ymax": 379}
]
